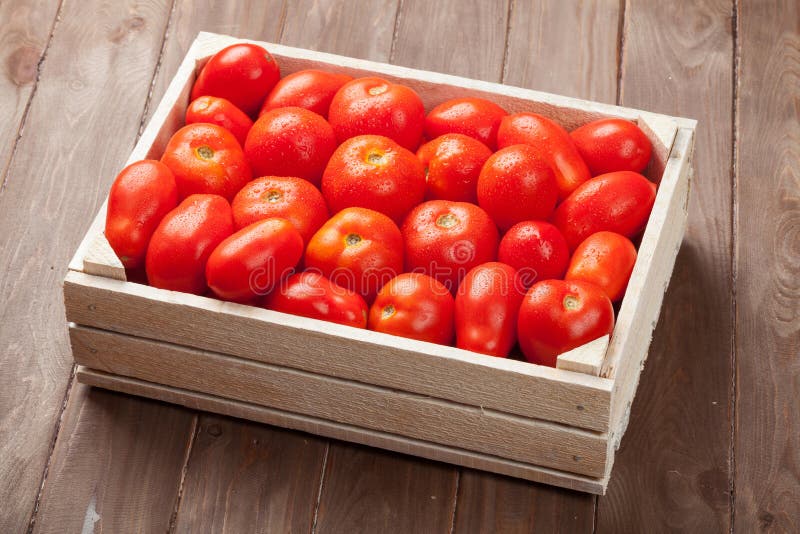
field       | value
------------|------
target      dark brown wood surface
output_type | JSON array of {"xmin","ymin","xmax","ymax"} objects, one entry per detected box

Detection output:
[{"xmin": 0, "ymin": 0, "xmax": 797, "ymax": 532}]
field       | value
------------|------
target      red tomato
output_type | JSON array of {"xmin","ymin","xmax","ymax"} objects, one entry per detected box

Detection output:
[
  {"xmin": 328, "ymin": 77, "xmax": 425, "ymax": 150},
  {"xmin": 244, "ymin": 107, "xmax": 337, "ymax": 186},
  {"xmin": 455, "ymin": 262, "xmax": 524, "ymax": 357},
  {"xmin": 517, "ymin": 279, "xmax": 614, "ymax": 367},
  {"xmin": 186, "ymin": 96, "xmax": 253, "ymax": 147},
  {"xmin": 369, "ymin": 273, "xmax": 454, "ymax": 344},
  {"xmin": 205, "ymin": 218, "xmax": 303, "ymax": 303},
  {"xmin": 231, "ymin": 176, "xmax": 329, "ymax": 244},
  {"xmin": 161, "ymin": 123, "xmax": 252, "ymax": 201},
  {"xmin": 260, "ymin": 69, "xmax": 353, "ymax": 119},
  {"xmin": 191, "ymin": 43, "xmax": 280, "ymax": 116},
  {"xmin": 265, "ymin": 271, "xmax": 368, "ymax": 329},
  {"xmin": 424, "ymin": 97, "xmax": 507, "ymax": 150},
  {"xmin": 477, "ymin": 144, "xmax": 559, "ymax": 230},
  {"xmin": 416, "ymin": 134, "xmax": 492, "ymax": 203},
  {"xmin": 145, "ymin": 194, "xmax": 234, "ymax": 294},
  {"xmin": 565, "ymin": 231, "xmax": 637, "ymax": 302},
  {"xmin": 570, "ymin": 118, "xmax": 652, "ymax": 175},
  {"xmin": 552, "ymin": 171, "xmax": 657, "ymax": 249},
  {"xmin": 305, "ymin": 207, "xmax": 403, "ymax": 302},
  {"xmin": 105, "ymin": 160, "xmax": 178, "ymax": 269},
  {"xmin": 497, "ymin": 112, "xmax": 591, "ymax": 199},
  {"xmin": 498, "ymin": 221, "xmax": 570, "ymax": 287},
  {"xmin": 402, "ymin": 200, "xmax": 499, "ymax": 292},
  {"xmin": 322, "ymin": 135, "xmax": 425, "ymax": 224}
]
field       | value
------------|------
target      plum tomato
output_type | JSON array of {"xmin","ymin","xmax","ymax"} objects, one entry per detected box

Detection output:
[
  {"xmin": 477, "ymin": 144, "xmax": 559, "ymax": 230},
  {"xmin": 402, "ymin": 200, "xmax": 499, "ymax": 292},
  {"xmin": 498, "ymin": 221, "xmax": 570, "ymax": 287},
  {"xmin": 305, "ymin": 207, "xmax": 403, "ymax": 302},
  {"xmin": 570, "ymin": 118, "xmax": 652, "ymax": 175},
  {"xmin": 552, "ymin": 170, "xmax": 657, "ymax": 249},
  {"xmin": 368, "ymin": 273, "xmax": 455, "ymax": 345},
  {"xmin": 322, "ymin": 134, "xmax": 425, "ymax": 224},
  {"xmin": 416, "ymin": 133, "xmax": 492, "ymax": 203},
  {"xmin": 260, "ymin": 69, "xmax": 353, "ymax": 119},
  {"xmin": 105, "ymin": 160, "xmax": 178, "ymax": 270},
  {"xmin": 265, "ymin": 271, "xmax": 368, "ymax": 329},
  {"xmin": 455, "ymin": 262, "xmax": 525, "ymax": 357},
  {"xmin": 517, "ymin": 279, "xmax": 614, "ymax": 367},
  {"xmin": 565, "ymin": 231, "xmax": 637, "ymax": 302},
  {"xmin": 191, "ymin": 43, "xmax": 280, "ymax": 116},
  {"xmin": 161, "ymin": 123, "xmax": 252, "ymax": 201},
  {"xmin": 424, "ymin": 97, "xmax": 507, "ymax": 150},
  {"xmin": 244, "ymin": 107, "xmax": 337, "ymax": 186},
  {"xmin": 186, "ymin": 96, "xmax": 253, "ymax": 147},
  {"xmin": 145, "ymin": 194, "xmax": 234, "ymax": 295},
  {"xmin": 328, "ymin": 77, "xmax": 425, "ymax": 150}
]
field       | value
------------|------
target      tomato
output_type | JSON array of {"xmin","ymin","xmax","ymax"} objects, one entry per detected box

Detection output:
[
  {"xmin": 161, "ymin": 123, "xmax": 251, "ymax": 201},
  {"xmin": 424, "ymin": 97, "xmax": 507, "ymax": 150},
  {"xmin": 498, "ymin": 221, "xmax": 570, "ymax": 287},
  {"xmin": 369, "ymin": 273, "xmax": 454, "ymax": 344},
  {"xmin": 497, "ymin": 112, "xmax": 591, "ymax": 200},
  {"xmin": 105, "ymin": 160, "xmax": 178, "ymax": 269},
  {"xmin": 565, "ymin": 231, "xmax": 637, "ymax": 302},
  {"xmin": 231, "ymin": 176, "xmax": 328, "ymax": 243},
  {"xmin": 305, "ymin": 207, "xmax": 403, "ymax": 302},
  {"xmin": 477, "ymin": 144, "xmax": 559, "ymax": 230},
  {"xmin": 552, "ymin": 171, "xmax": 657, "ymax": 249},
  {"xmin": 260, "ymin": 69, "xmax": 353, "ymax": 119},
  {"xmin": 328, "ymin": 77, "xmax": 425, "ymax": 150},
  {"xmin": 455, "ymin": 262, "xmax": 524, "ymax": 357},
  {"xmin": 517, "ymin": 279, "xmax": 614, "ymax": 367},
  {"xmin": 322, "ymin": 134, "xmax": 425, "ymax": 224},
  {"xmin": 186, "ymin": 96, "xmax": 253, "ymax": 147},
  {"xmin": 191, "ymin": 43, "xmax": 280, "ymax": 116},
  {"xmin": 265, "ymin": 271, "xmax": 368, "ymax": 329},
  {"xmin": 244, "ymin": 107, "xmax": 337, "ymax": 187},
  {"xmin": 570, "ymin": 118, "xmax": 652, "ymax": 175},
  {"xmin": 402, "ymin": 200, "xmax": 499, "ymax": 292},
  {"xmin": 145, "ymin": 194, "xmax": 234, "ymax": 294},
  {"xmin": 416, "ymin": 134, "xmax": 492, "ymax": 203},
  {"xmin": 205, "ymin": 218, "xmax": 303, "ymax": 303}
]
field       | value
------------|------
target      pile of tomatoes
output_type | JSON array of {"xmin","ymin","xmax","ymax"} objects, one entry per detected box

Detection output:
[{"xmin": 106, "ymin": 43, "xmax": 656, "ymax": 368}]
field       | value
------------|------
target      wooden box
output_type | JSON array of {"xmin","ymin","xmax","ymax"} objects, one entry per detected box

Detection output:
[{"xmin": 63, "ymin": 32, "xmax": 696, "ymax": 494}]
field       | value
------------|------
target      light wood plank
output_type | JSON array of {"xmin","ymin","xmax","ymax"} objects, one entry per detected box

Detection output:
[{"xmin": 557, "ymin": 335, "xmax": 609, "ymax": 376}]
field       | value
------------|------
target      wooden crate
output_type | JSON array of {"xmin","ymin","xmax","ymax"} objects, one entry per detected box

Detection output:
[{"xmin": 63, "ymin": 32, "xmax": 696, "ymax": 495}]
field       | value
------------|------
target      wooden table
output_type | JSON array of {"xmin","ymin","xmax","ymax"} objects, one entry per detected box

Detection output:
[{"xmin": 1, "ymin": 1, "xmax": 796, "ymax": 532}]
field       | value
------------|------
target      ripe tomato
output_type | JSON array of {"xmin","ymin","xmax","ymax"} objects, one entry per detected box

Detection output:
[
  {"xmin": 402, "ymin": 200, "xmax": 499, "ymax": 292},
  {"xmin": 186, "ymin": 96, "xmax": 253, "ymax": 147},
  {"xmin": 517, "ymin": 279, "xmax": 614, "ymax": 367},
  {"xmin": 305, "ymin": 207, "xmax": 403, "ymax": 302},
  {"xmin": 424, "ymin": 97, "xmax": 507, "ymax": 150},
  {"xmin": 570, "ymin": 118, "xmax": 652, "ymax": 175},
  {"xmin": 455, "ymin": 262, "xmax": 524, "ymax": 357},
  {"xmin": 322, "ymin": 134, "xmax": 425, "ymax": 224},
  {"xmin": 161, "ymin": 123, "xmax": 251, "ymax": 201},
  {"xmin": 477, "ymin": 144, "xmax": 559, "ymax": 230},
  {"xmin": 231, "ymin": 176, "xmax": 328, "ymax": 243},
  {"xmin": 260, "ymin": 69, "xmax": 353, "ymax": 119},
  {"xmin": 552, "ymin": 171, "xmax": 657, "ymax": 249},
  {"xmin": 105, "ymin": 160, "xmax": 178, "ymax": 270},
  {"xmin": 244, "ymin": 107, "xmax": 337, "ymax": 186},
  {"xmin": 145, "ymin": 194, "xmax": 234, "ymax": 294},
  {"xmin": 416, "ymin": 133, "xmax": 492, "ymax": 203},
  {"xmin": 497, "ymin": 112, "xmax": 591, "ymax": 200},
  {"xmin": 369, "ymin": 273, "xmax": 454, "ymax": 344},
  {"xmin": 498, "ymin": 221, "xmax": 570, "ymax": 287},
  {"xmin": 265, "ymin": 271, "xmax": 368, "ymax": 329},
  {"xmin": 328, "ymin": 77, "xmax": 425, "ymax": 150},
  {"xmin": 565, "ymin": 231, "xmax": 637, "ymax": 302},
  {"xmin": 191, "ymin": 43, "xmax": 280, "ymax": 116},
  {"xmin": 206, "ymin": 218, "xmax": 303, "ymax": 303}
]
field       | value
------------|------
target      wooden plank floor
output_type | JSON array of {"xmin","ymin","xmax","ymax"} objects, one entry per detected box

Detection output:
[{"xmin": 0, "ymin": 0, "xmax": 797, "ymax": 531}]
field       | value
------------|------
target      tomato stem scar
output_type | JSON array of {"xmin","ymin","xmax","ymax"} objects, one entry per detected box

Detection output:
[
  {"xmin": 382, "ymin": 304, "xmax": 396, "ymax": 318},
  {"xmin": 266, "ymin": 190, "xmax": 282, "ymax": 202},
  {"xmin": 196, "ymin": 145, "xmax": 214, "ymax": 159},
  {"xmin": 368, "ymin": 84, "xmax": 388, "ymax": 96},
  {"xmin": 563, "ymin": 295, "xmax": 580, "ymax": 310},
  {"xmin": 436, "ymin": 213, "xmax": 458, "ymax": 228},
  {"xmin": 345, "ymin": 233, "xmax": 362, "ymax": 246}
]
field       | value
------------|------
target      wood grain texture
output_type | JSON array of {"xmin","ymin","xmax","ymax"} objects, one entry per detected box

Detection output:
[
  {"xmin": 734, "ymin": 1, "xmax": 800, "ymax": 530},
  {"xmin": 597, "ymin": 0, "xmax": 735, "ymax": 531}
]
